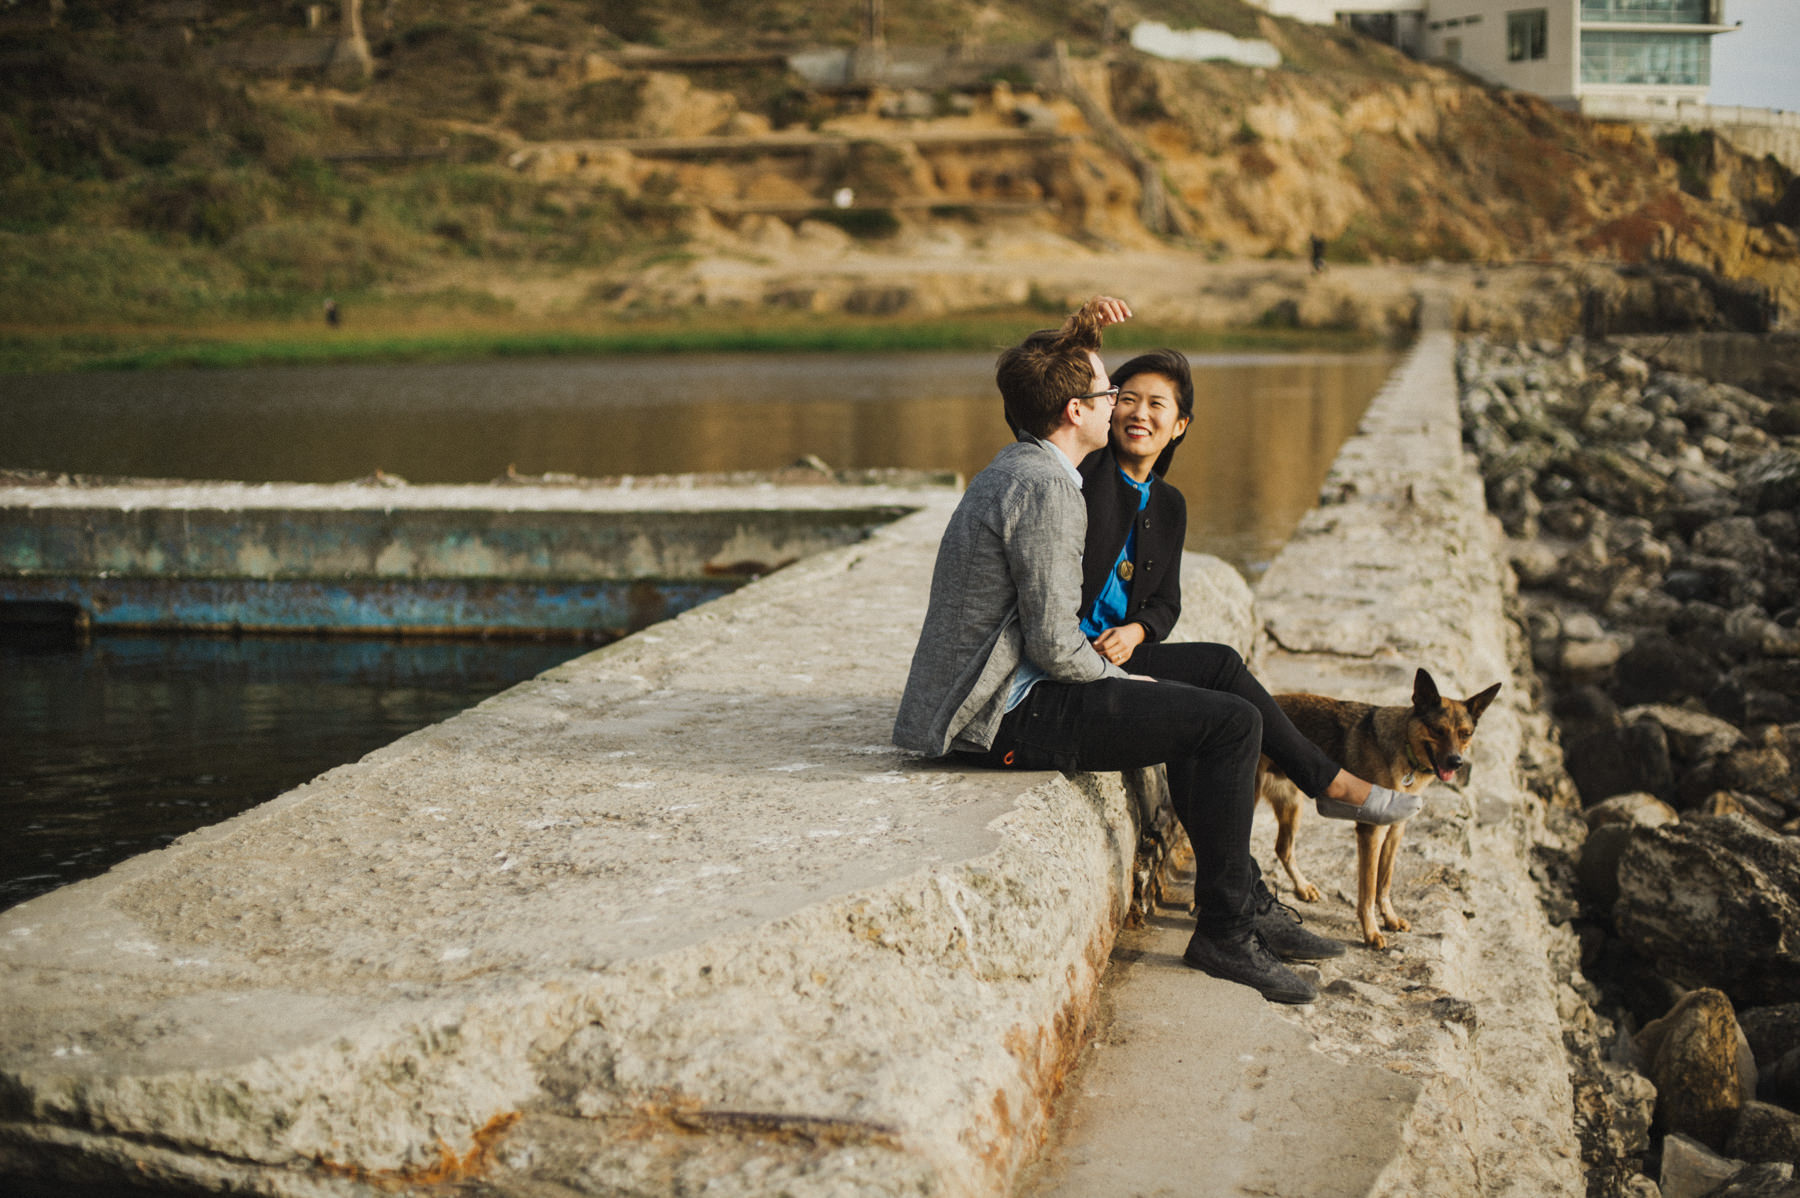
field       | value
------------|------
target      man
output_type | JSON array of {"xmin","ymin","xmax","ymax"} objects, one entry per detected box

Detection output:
[{"xmin": 893, "ymin": 297, "xmax": 1418, "ymax": 1004}]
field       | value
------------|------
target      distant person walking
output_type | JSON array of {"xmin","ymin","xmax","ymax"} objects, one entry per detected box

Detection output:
[
  {"xmin": 324, "ymin": 298, "xmax": 340, "ymax": 328},
  {"xmin": 1310, "ymin": 235, "xmax": 1327, "ymax": 274}
]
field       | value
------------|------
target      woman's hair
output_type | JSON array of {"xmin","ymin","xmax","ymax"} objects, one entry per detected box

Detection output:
[
  {"xmin": 996, "ymin": 298, "xmax": 1110, "ymax": 438},
  {"xmin": 1110, "ymin": 349, "xmax": 1194, "ymax": 477}
]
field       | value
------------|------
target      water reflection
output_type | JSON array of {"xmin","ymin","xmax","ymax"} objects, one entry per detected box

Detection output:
[
  {"xmin": 0, "ymin": 349, "xmax": 1394, "ymax": 572},
  {"xmin": 0, "ymin": 629, "xmax": 583, "ymax": 909}
]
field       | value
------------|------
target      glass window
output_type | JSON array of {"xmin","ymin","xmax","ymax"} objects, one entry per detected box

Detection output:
[
  {"xmin": 1580, "ymin": 1, "xmax": 1710, "ymax": 24},
  {"xmin": 1508, "ymin": 9, "xmax": 1549, "ymax": 61},
  {"xmin": 1580, "ymin": 31, "xmax": 1711, "ymax": 84}
]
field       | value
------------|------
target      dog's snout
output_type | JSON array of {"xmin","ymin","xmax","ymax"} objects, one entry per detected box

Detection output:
[{"xmin": 1444, "ymin": 753, "xmax": 1465, "ymax": 772}]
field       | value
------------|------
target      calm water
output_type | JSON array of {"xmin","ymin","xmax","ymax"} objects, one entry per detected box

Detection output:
[
  {"xmin": 1, "ymin": 348, "xmax": 1396, "ymax": 571},
  {"xmin": 0, "ymin": 347, "xmax": 1396, "ymax": 908},
  {"xmin": 0, "ymin": 627, "xmax": 584, "ymax": 909}
]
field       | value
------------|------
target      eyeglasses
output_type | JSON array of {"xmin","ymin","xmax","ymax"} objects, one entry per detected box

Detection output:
[{"xmin": 1072, "ymin": 385, "xmax": 1119, "ymax": 404}]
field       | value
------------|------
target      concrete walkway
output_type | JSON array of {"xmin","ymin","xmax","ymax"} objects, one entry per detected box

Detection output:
[{"xmin": 1020, "ymin": 330, "xmax": 1585, "ymax": 1197}]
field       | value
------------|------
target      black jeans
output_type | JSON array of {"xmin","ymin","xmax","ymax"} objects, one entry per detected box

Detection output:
[
  {"xmin": 1124, "ymin": 642, "xmax": 1340, "ymax": 798},
  {"xmin": 959, "ymin": 645, "xmax": 1338, "ymax": 940}
]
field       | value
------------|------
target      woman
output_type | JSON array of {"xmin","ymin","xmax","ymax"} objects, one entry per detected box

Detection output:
[{"xmin": 1077, "ymin": 350, "xmax": 1411, "ymax": 956}]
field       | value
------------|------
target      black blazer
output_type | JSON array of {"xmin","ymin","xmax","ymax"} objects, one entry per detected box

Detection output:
[{"xmin": 1077, "ymin": 445, "xmax": 1187, "ymax": 644}]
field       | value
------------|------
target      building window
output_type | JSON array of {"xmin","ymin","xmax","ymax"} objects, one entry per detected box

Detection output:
[
  {"xmin": 1581, "ymin": 31, "xmax": 1711, "ymax": 85},
  {"xmin": 1508, "ymin": 9, "xmax": 1548, "ymax": 61},
  {"xmin": 1580, "ymin": 1, "xmax": 1709, "ymax": 25},
  {"xmin": 1445, "ymin": 36, "xmax": 1463, "ymax": 62}
]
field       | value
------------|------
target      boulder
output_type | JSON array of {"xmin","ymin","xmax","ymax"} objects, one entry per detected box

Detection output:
[
  {"xmin": 1579, "ymin": 822, "xmax": 1635, "ymax": 908},
  {"xmin": 1660, "ymin": 1133, "xmax": 1749, "ymax": 1198},
  {"xmin": 1709, "ymin": 1162, "xmax": 1800, "ymax": 1198},
  {"xmin": 1567, "ymin": 719, "xmax": 1675, "ymax": 806},
  {"xmin": 1731, "ymin": 1101, "xmax": 1800, "ymax": 1171},
  {"xmin": 1741, "ymin": 1005, "xmax": 1800, "ymax": 1075},
  {"xmin": 1621, "ymin": 704, "xmax": 1746, "ymax": 764},
  {"xmin": 1615, "ymin": 816, "xmax": 1800, "ymax": 1005},
  {"xmin": 1693, "ymin": 519, "xmax": 1777, "ymax": 572},
  {"xmin": 1764, "ymin": 1048, "xmax": 1800, "ymax": 1111},
  {"xmin": 1633, "ymin": 988, "xmax": 1756, "ymax": 1150},
  {"xmin": 1614, "ymin": 634, "xmax": 1725, "ymax": 707},
  {"xmin": 1740, "ymin": 449, "xmax": 1800, "ymax": 516},
  {"xmin": 1585, "ymin": 792, "xmax": 1681, "ymax": 831}
]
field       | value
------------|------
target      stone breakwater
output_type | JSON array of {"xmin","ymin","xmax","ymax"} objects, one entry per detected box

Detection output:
[{"xmin": 1458, "ymin": 334, "xmax": 1800, "ymax": 1196}]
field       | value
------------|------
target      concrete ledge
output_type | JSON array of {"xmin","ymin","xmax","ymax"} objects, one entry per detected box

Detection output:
[
  {"xmin": 1250, "ymin": 331, "xmax": 1583, "ymax": 1192},
  {"xmin": 0, "ymin": 476, "xmax": 1251, "ymax": 1195}
]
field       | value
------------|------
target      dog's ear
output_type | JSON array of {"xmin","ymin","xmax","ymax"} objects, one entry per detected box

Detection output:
[
  {"xmin": 1464, "ymin": 682, "xmax": 1502, "ymax": 723},
  {"xmin": 1413, "ymin": 668, "xmax": 1441, "ymax": 711}
]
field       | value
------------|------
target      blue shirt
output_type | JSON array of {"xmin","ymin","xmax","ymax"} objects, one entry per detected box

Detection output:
[
  {"xmin": 1004, "ymin": 441, "xmax": 1088, "ymax": 712},
  {"xmin": 1079, "ymin": 468, "xmax": 1153, "ymax": 640}
]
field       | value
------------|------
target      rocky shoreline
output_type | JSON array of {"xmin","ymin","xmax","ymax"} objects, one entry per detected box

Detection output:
[{"xmin": 1458, "ymin": 334, "xmax": 1800, "ymax": 1197}]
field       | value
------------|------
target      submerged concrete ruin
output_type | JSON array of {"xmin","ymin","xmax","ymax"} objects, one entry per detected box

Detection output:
[{"xmin": 0, "ymin": 330, "xmax": 1585, "ymax": 1196}]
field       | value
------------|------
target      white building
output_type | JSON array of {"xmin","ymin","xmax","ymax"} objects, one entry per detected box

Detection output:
[{"xmin": 1249, "ymin": 0, "xmax": 1739, "ymax": 109}]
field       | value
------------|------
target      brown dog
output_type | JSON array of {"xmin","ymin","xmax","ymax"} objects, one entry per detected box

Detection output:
[{"xmin": 1256, "ymin": 668, "xmax": 1501, "ymax": 948}]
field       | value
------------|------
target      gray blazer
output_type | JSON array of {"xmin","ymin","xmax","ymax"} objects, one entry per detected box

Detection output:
[{"xmin": 893, "ymin": 436, "xmax": 1129, "ymax": 756}]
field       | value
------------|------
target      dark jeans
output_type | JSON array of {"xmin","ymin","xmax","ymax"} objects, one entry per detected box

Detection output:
[
  {"xmin": 1124, "ymin": 642, "xmax": 1340, "ymax": 798},
  {"xmin": 958, "ymin": 644, "xmax": 1339, "ymax": 939}
]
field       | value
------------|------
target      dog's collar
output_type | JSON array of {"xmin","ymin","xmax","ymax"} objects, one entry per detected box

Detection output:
[{"xmin": 1404, "ymin": 742, "xmax": 1430, "ymax": 785}]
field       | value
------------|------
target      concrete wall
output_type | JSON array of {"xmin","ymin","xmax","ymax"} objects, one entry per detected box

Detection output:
[
  {"xmin": 1580, "ymin": 96, "xmax": 1800, "ymax": 170},
  {"xmin": 0, "ymin": 480, "xmax": 933, "ymax": 635}
]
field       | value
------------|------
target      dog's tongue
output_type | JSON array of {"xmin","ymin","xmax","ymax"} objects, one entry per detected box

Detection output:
[{"xmin": 1437, "ymin": 766, "xmax": 1458, "ymax": 782}]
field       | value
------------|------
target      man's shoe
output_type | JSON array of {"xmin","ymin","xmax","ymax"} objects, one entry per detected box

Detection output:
[
  {"xmin": 1182, "ymin": 928, "xmax": 1318, "ymax": 1004},
  {"xmin": 1252, "ymin": 892, "xmax": 1346, "ymax": 961},
  {"xmin": 1315, "ymin": 783, "xmax": 1421, "ymax": 825}
]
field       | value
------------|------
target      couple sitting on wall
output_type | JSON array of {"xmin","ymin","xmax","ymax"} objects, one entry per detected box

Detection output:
[{"xmin": 892, "ymin": 296, "xmax": 1418, "ymax": 1005}]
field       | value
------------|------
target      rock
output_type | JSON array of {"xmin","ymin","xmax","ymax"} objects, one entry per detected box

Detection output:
[
  {"xmin": 1616, "ymin": 816, "xmax": 1800, "ymax": 1005},
  {"xmin": 1660, "ymin": 1133, "xmax": 1749, "ymax": 1198},
  {"xmin": 1731, "ymin": 1101, "xmax": 1800, "ymax": 1170},
  {"xmin": 1633, "ymin": 988, "xmax": 1756, "ymax": 1150},
  {"xmin": 1564, "ymin": 635, "xmax": 1627, "ymax": 673},
  {"xmin": 1579, "ymin": 822, "xmax": 1635, "ymax": 908},
  {"xmin": 1741, "ymin": 449, "xmax": 1800, "ymax": 515},
  {"xmin": 1585, "ymin": 793, "xmax": 1681, "ymax": 830},
  {"xmin": 1568, "ymin": 719, "xmax": 1675, "ymax": 806},
  {"xmin": 1611, "ymin": 351, "xmax": 1653, "ymax": 389},
  {"xmin": 1544, "ymin": 498, "xmax": 1610, "ymax": 540},
  {"xmin": 1510, "ymin": 538, "xmax": 1562, "ymax": 587},
  {"xmin": 1741, "ymin": 1005, "xmax": 1800, "ymax": 1074},
  {"xmin": 1710, "ymin": 1162, "xmax": 1800, "ymax": 1198},
  {"xmin": 1694, "ymin": 518, "xmax": 1777, "ymax": 571},
  {"xmin": 1622, "ymin": 705, "xmax": 1746, "ymax": 764},
  {"xmin": 1614, "ymin": 634, "xmax": 1725, "ymax": 708},
  {"xmin": 1764, "ymin": 1047, "xmax": 1800, "ymax": 1111},
  {"xmin": 1698, "ymin": 791, "xmax": 1793, "ymax": 830}
]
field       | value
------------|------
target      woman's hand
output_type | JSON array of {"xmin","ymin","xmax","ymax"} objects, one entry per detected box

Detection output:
[
  {"xmin": 1090, "ymin": 295, "xmax": 1133, "ymax": 327},
  {"xmin": 1092, "ymin": 623, "xmax": 1146, "ymax": 666}
]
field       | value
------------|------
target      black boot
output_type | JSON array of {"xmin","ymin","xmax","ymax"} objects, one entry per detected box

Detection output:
[
  {"xmin": 1183, "ymin": 928, "xmax": 1318, "ymax": 1004},
  {"xmin": 1252, "ymin": 887, "xmax": 1346, "ymax": 961}
]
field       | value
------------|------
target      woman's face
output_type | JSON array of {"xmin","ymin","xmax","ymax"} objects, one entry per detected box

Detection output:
[{"xmin": 1111, "ymin": 372, "xmax": 1189, "ymax": 468}]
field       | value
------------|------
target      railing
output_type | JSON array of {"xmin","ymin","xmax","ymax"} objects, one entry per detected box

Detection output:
[{"xmin": 1580, "ymin": 0, "xmax": 1713, "ymax": 24}]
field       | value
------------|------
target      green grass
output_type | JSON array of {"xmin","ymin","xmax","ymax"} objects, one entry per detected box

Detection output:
[{"xmin": 0, "ymin": 311, "xmax": 1381, "ymax": 374}]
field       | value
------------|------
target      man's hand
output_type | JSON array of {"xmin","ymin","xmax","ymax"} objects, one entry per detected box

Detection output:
[{"xmin": 1092, "ymin": 623, "xmax": 1146, "ymax": 666}]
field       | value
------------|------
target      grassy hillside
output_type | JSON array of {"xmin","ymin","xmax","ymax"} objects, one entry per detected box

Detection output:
[{"xmin": 1, "ymin": 0, "xmax": 1793, "ymax": 360}]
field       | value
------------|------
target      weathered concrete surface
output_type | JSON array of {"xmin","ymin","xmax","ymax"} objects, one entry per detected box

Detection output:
[
  {"xmin": 0, "ymin": 471, "xmax": 1253, "ymax": 1195},
  {"xmin": 0, "ymin": 474, "xmax": 942, "ymax": 635},
  {"xmin": 1021, "ymin": 329, "xmax": 1586, "ymax": 1195}
]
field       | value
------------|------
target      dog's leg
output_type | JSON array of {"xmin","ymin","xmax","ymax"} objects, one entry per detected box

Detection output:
[
  {"xmin": 1355, "ymin": 823, "xmax": 1386, "ymax": 948},
  {"xmin": 1376, "ymin": 820, "xmax": 1410, "ymax": 934},
  {"xmin": 1266, "ymin": 777, "xmax": 1321, "ymax": 903}
]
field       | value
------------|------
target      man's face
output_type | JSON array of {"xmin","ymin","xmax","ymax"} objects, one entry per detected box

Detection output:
[{"xmin": 1075, "ymin": 350, "xmax": 1114, "ymax": 455}]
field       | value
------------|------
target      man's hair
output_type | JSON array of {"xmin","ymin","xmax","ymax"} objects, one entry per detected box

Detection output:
[
  {"xmin": 996, "ymin": 298, "xmax": 1109, "ymax": 438},
  {"xmin": 1111, "ymin": 349, "xmax": 1194, "ymax": 477}
]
